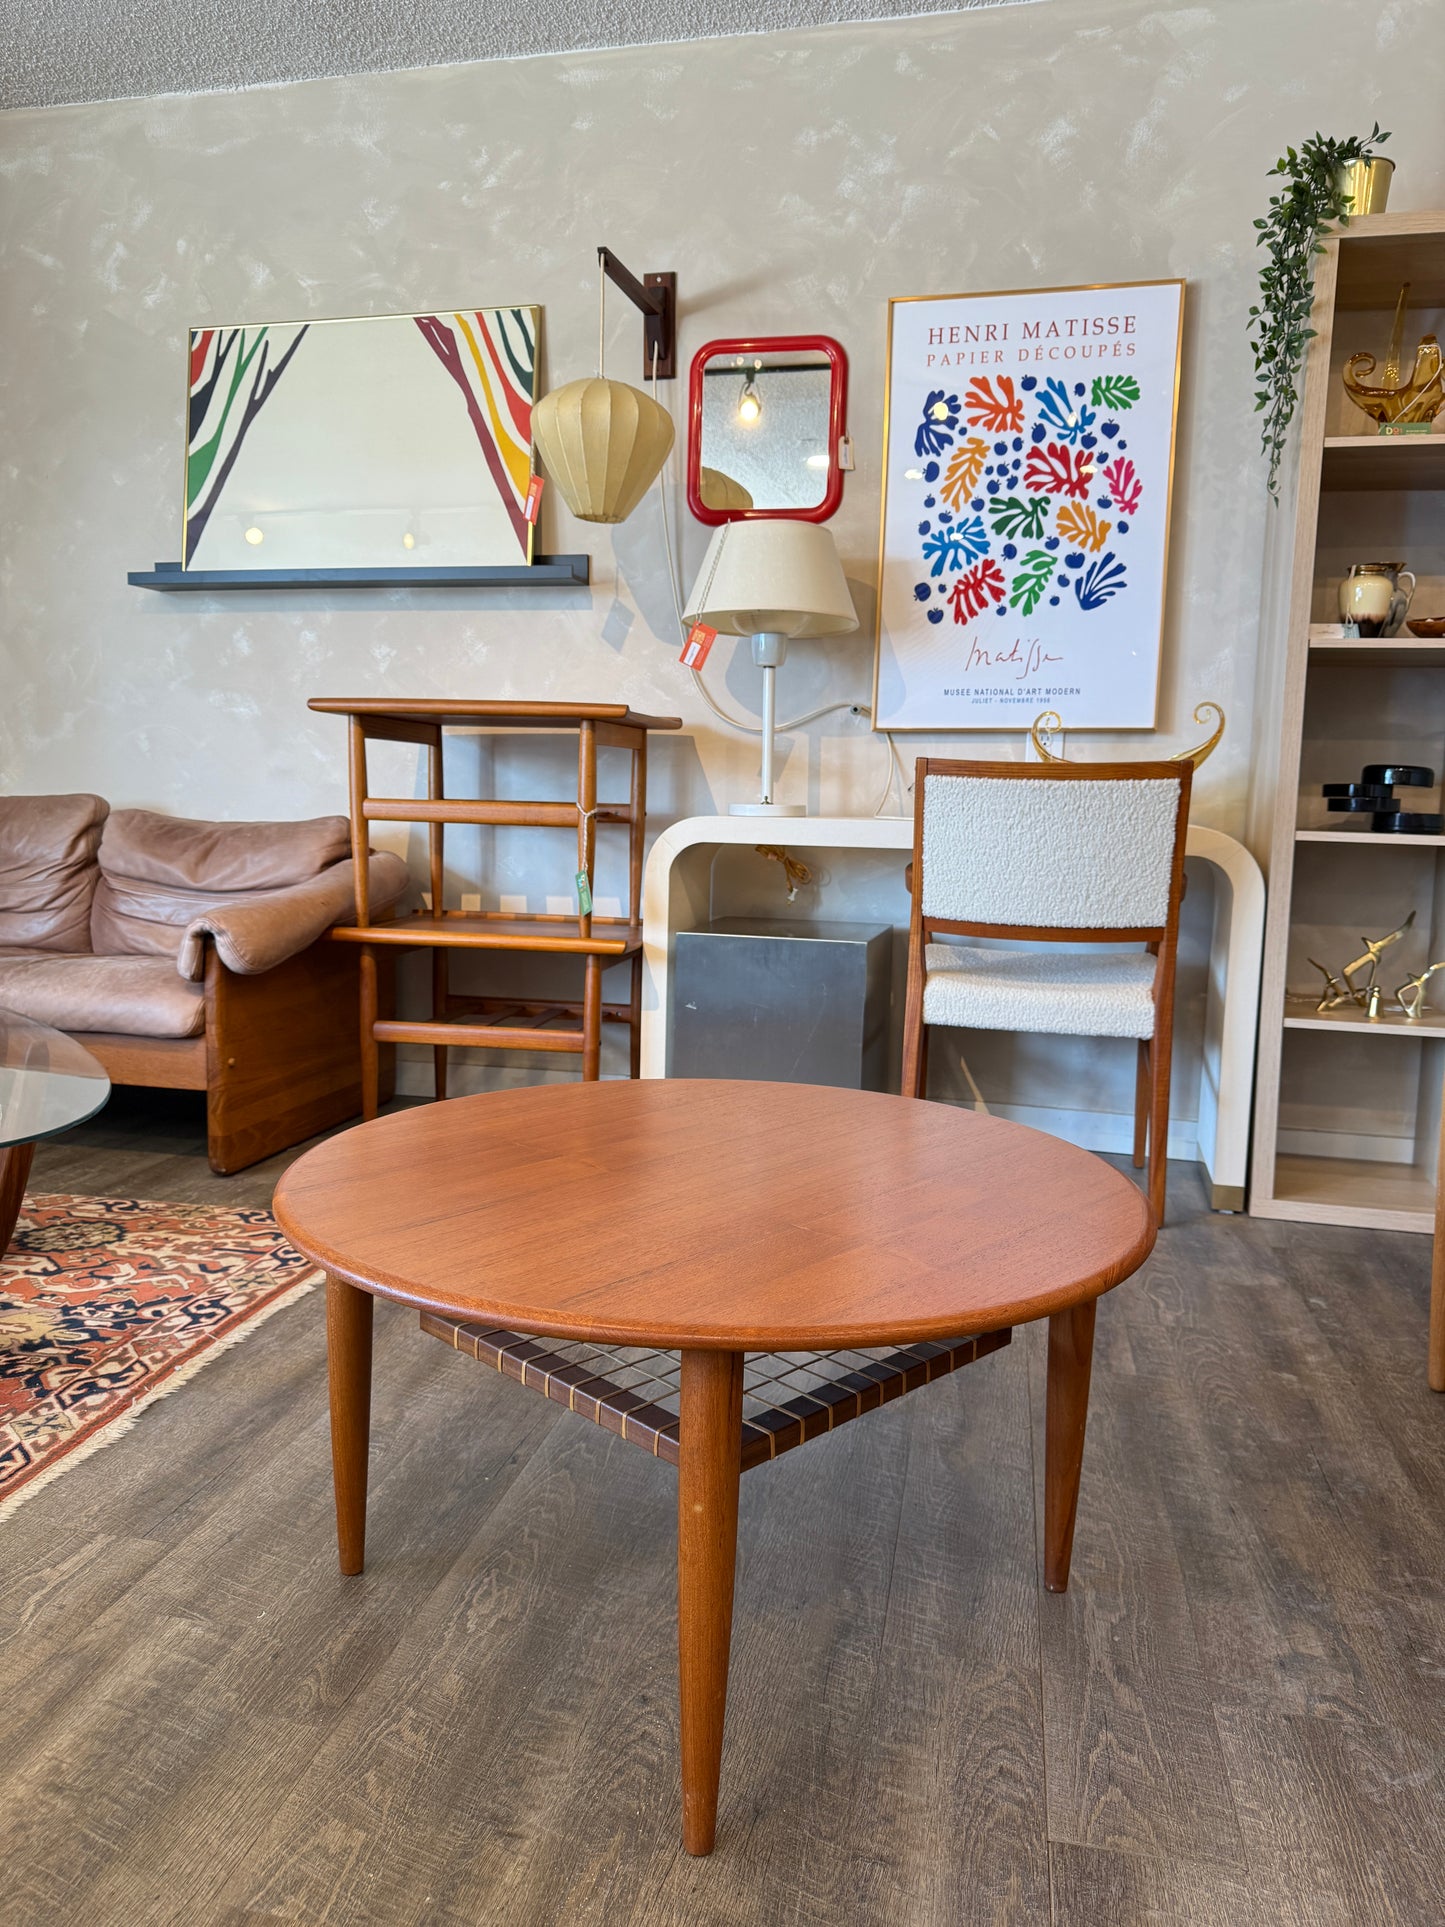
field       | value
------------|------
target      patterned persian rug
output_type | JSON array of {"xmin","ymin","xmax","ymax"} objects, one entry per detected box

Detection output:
[{"xmin": 0, "ymin": 1194, "xmax": 319, "ymax": 1520}]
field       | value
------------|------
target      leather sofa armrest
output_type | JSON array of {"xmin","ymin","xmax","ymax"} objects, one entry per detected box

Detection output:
[{"xmin": 176, "ymin": 852, "xmax": 411, "ymax": 980}]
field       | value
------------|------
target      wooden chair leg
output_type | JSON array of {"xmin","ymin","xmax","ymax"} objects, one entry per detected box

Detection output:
[
  {"xmin": 581, "ymin": 954, "xmax": 603, "ymax": 1082},
  {"xmin": 1147, "ymin": 1025, "xmax": 1172, "ymax": 1227},
  {"xmin": 1044, "ymin": 1298, "xmax": 1097, "ymax": 1593},
  {"xmin": 432, "ymin": 950, "xmax": 449, "ymax": 1102},
  {"xmin": 677, "ymin": 1348, "xmax": 744, "ymax": 1856},
  {"xmin": 0, "ymin": 1141, "xmax": 36, "ymax": 1256},
  {"xmin": 358, "ymin": 945, "xmax": 380, "ymax": 1123},
  {"xmin": 901, "ymin": 1001, "xmax": 926, "ymax": 1098},
  {"xmin": 327, "ymin": 1275, "xmax": 374, "ymax": 1576},
  {"xmin": 629, "ymin": 950, "xmax": 643, "ymax": 1080},
  {"xmin": 1133, "ymin": 1040, "xmax": 1150, "ymax": 1170}
]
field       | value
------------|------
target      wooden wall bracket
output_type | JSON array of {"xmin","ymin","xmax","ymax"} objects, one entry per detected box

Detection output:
[{"xmin": 599, "ymin": 246, "xmax": 676, "ymax": 381}]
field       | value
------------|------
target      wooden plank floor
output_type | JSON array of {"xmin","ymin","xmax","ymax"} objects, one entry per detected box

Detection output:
[{"xmin": 3, "ymin": 1089, "xmax": 1443, "ymax": 1925}]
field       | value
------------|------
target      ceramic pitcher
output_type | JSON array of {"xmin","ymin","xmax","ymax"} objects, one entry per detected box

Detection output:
[{"xmin": 1339, "ymin": 561, "xmax": 1416, "ymax": 637}]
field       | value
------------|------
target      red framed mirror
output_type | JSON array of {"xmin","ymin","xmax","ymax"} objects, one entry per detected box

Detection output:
[{"xmin": 686, "ymin": 335, "xmax": 849, "ymax": 525}]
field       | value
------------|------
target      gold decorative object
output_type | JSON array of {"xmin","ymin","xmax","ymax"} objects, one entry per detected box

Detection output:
[
  {"xmin": 1341, "ymin": 910, "xmax": 1416, "ymax": 1001},
  {"xmin": 1029, "ymin": 701, "xmax": 1225, "ymax": 769},
  {"xmin": 1341, "ymin": 283, "xmax": 1445, "ymax": 427},
  {"xmin": 1295, "ymin": 914, "xmax": 1439, "ymax": 1023},
  {"xmin": 1307, "ymin": 957, "xmax": 1352, "ymax": 1011},
  {"xmin": 532, "ymin": 377, "xmax": 675, "ymax": 525},
  {"xmin": 1395, "ymin": 961, "xmax": 1445, "ymax": 1021},
  {"xmin": 1336, "ymin": 154, "xmax": 1394, "ymax": 216}
]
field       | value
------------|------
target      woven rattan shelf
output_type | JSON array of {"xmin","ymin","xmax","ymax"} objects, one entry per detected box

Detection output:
[{"xmin": 421, "ymin": 1313, "xmax": 1013, "ymax": 1470}]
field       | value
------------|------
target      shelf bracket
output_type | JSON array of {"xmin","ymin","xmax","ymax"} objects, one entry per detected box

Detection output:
[{"xmin": 599, "ymin": 246, "xmax": 676, "ymax": 381}]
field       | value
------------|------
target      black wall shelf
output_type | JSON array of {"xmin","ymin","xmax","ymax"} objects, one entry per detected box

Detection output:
[{"xmin": 128, "ymin": 556, "xmax": 591, "ymax": 591}]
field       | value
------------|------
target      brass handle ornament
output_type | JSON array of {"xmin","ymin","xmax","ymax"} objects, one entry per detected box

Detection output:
[{"xmin": 1029, "ymin": 701, "xmax": 1225, "ymax": 769}]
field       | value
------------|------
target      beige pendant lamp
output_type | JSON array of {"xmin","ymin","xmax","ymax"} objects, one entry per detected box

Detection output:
[
  {"xmin": 533, "ymin": 377, "xmax": 674, "ymax": 525},
  {"xmin": 531, "ymin": 248, "xmax": 677, "ymax": 525}
]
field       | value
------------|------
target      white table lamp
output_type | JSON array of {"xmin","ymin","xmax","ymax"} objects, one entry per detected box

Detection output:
[{"xmin": 683, "ymin": 520, "xmax": 858, "ymax": 817}]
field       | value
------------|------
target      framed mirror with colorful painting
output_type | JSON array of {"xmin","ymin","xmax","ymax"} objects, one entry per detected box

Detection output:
[
  {"xmin": 182, "ymin": 305, "xmax": 541, "ymax": 570},
  {"xmin": 686, "ymin": 336, "xmax": 849, "ymax": 524}
]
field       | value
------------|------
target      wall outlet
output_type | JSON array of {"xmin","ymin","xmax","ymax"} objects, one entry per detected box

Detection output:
[
  {"xmin": 499, "ymin": 893, "xmax": 527, "ymax": 914},
  {"xmin": 545, "ymin": 895, "xmax": 573, "ymax": 916},
  {"xmin": 460, "ymin": 893, "xmax": 482, "ymax": 914},
  {"xmin": 594, "ymin": 895, "xmax": 622, "ymax": 917}
]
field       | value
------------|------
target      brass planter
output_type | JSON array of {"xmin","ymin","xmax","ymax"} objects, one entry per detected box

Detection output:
[{"xmin": 1337, "ymin": 155, "xmax": 1394, "ymax": 216}]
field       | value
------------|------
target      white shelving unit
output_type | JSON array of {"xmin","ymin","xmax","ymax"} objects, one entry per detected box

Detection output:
[{"xmin": 1249, "ymin": 210, "xmax": 1445, "ymax": 1232}]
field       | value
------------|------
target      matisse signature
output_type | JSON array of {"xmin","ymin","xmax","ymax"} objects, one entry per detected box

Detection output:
[{"xmin": 964, "ymin": 637, "xmax": 1063, "ymax": 681}]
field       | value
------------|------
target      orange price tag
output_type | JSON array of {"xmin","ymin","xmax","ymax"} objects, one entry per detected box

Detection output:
[
  {"xmin": 525, "ymin": 475, "xmax": 545, "ymax": 524},
  {"xmin": 680, "ymin": 622, "xmax": 716, "ymax": 669}
]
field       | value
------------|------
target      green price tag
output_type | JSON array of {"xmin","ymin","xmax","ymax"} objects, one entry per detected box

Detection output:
[{"xmin": 575, "ymin": 870, "xmax": 593, "ymax": 916}]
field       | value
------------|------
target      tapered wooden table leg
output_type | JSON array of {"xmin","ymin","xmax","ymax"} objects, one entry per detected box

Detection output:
[
  {"xmin": 327, "ymin": 1274, "xmax": 374, "ymax": 1575},
  {"xmin": 1044, "ymin": 1297, "xmax": 1097, "ymax": 1593},
  {"xmin": 677, "ymin": 1347, "xmax": 744, "ymax": 1856},
  {"xmin": 1431, "ymin": 1085, "xmax": 1445, "ymax": 1392},
  {"xmin": 0, "ymin": 1141, "xmax": 36, "ymax": 1256},
  {"xmin": 1430, "ymin": 1208, "xmax": 1445, "ymax": 1394}
]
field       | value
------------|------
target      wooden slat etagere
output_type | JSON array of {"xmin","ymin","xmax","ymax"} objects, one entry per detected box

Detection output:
[
  {"xmin": 1248, "ymin": 210, "xmax": 1445, "ymax": 1233},
  {"xmin": 309, "ymin": 699, "xmax": 682, "ymax": 1108}
]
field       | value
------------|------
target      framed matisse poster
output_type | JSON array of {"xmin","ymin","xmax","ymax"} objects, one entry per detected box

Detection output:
[
  {"xmin": 182, "ymin": 306, "xmax": 540, "ymax": 569},
  {"xmin": 872, "ymin": 279, "xmax": 1184, "ymax": 732}
]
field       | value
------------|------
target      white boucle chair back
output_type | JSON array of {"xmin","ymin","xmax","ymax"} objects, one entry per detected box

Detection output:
[{"xmin": 920, "ymin": 769, "xmax": 1185, "ymax": 930}]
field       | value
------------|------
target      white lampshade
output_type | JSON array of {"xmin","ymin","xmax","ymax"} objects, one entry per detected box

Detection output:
[{"xmin": 683, "ymin": 520, "xmax": 858, "ymax": 639}]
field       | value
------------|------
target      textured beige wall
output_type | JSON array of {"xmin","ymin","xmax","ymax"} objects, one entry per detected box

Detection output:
[{"xmin": 0, "ymin": 0, "xmax": 1440, "ymax": 1107}]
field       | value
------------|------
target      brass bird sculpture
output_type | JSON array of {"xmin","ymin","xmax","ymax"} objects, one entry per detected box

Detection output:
[
  {"xmin": 1341, "ymin": 910, "xmax": 1416, "ymax": 1000},
  {"xmin": 1395, "ymin": 959, "xmax": 1445, "ymax": 1021},
  {"xmin": 1307, "ymin": 957, "xmax": 1352, "ymax": 1012}
]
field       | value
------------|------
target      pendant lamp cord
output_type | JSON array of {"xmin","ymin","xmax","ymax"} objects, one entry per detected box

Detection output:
[
  {"xmin": 598, "ymin": 255, "xmax": 606, "ymax": 379},
  {"xmin": 647, "ymin": 347, "xmax": 908, "ymax": 816}
]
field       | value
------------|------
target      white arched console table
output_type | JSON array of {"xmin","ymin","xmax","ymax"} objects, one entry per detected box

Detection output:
[{"xmin": 641, "ymin": 815, "xmax": 1264, "ymax": 1211}]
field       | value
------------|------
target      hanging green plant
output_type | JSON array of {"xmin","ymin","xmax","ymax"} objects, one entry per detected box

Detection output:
[{"xmin": 1249, "ymin": 124, "xmax": 1390, "ymax": 496}]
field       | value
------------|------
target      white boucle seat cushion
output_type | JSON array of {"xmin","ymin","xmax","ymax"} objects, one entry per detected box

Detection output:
[{"xmin": 923, "ymin": 943, "xmax": 1157, "ymax": 1040}]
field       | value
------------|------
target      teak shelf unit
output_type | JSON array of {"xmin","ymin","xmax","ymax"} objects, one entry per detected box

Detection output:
[
  {"xmin": 309, "ymin": 699, "xmax": 682, "ymax": 1108},
  {"xmin": 1250, "ymin": 210, "xmax": 1445, "ymax": 1232}
]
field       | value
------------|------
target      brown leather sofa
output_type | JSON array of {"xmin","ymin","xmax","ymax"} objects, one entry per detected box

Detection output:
[{"xmin": 0, "ymin": 794, "xmax": 408, "ymax": 1172}]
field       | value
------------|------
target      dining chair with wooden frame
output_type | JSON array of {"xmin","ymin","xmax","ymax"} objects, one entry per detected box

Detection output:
[{"xmin": 901, "ymin": 757, "xmax": 1192, "ymax": 1226}]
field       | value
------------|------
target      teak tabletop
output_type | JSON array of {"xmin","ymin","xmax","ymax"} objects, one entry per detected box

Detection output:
[
  {"xmin": 274, "ymin": 1080, "xmax": 1156, "ymax": 1855},
  {"xmin": 306, "ymin": 697, "xmax": 683, "ymax": 730}
]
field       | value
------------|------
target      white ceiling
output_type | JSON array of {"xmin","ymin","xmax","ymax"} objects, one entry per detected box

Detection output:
[{"xmin": 2, "ymin": 0, "xmax": 1035, "ymax": 111}]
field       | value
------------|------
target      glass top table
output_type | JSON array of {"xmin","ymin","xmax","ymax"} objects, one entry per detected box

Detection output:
[{"xmin": 0, "ymin": 1008, "xmax": 110, "ymax": 1254}]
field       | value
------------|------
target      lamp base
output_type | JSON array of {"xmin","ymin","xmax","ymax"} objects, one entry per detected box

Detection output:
[{"xmin": 729, "ymin": 801, "xmax": 806, "ymax": 817}]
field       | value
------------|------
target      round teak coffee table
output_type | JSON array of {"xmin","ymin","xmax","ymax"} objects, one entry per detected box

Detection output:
[{"xmin": 273, "ymin": 1079, "xmax": 1155, "ymax": 1855}]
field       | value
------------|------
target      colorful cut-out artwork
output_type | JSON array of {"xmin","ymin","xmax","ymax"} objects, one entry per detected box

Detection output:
[{"xmin": 874, "ymin": 280, "xmax": 1183, "ymax": 732}]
